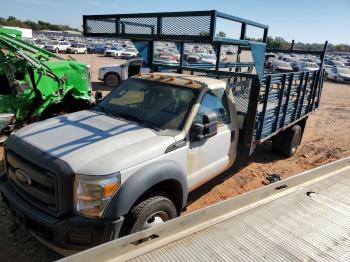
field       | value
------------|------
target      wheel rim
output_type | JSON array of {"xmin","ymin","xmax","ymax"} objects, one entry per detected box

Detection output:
[
  {"xmin": 105, "ymin": 74, "xmax": 119, "ymax": 87},
  {"xmin": 142, "ymin": 211, "xmax": 169, "ymax": 230}
]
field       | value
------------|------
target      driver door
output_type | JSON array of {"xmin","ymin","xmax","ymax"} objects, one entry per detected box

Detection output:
[{"xmin": 187, "ymin": 89, "xmax": 232, "ymax": 191}]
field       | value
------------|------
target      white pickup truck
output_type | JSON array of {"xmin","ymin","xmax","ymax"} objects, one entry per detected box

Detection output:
[{"xmin": 0, "ymin": 72, "xmax": 309, "ymax": 252}]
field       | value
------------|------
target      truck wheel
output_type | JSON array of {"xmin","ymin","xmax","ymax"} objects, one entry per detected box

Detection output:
[
  {"xmin": 55, "ymin": 48, "xmax": 59, "ymax": 53},
  {"xmin": 104, "ymin": 73, "xmax": 120, "ymax": 87},
  {"xmin": 281, "ymin": 125, "xmax": 302, "ymax": 157},
  {"xmin": 121, "ymin": 196, "xmax": 177, "ymax": 236}
]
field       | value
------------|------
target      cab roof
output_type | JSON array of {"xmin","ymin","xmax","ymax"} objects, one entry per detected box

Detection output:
[{"xmin": 133, "ymin": 72, "xmax": 226, "ymax": 90}]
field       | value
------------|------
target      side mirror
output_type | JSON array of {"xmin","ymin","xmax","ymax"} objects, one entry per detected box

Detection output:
[
  {"xmin": 95, "ymin": 91, "xmax": 103, "ymax": 104},
  {"xmin": 190, "ymin": 111, "xmax": 218, "ymax": 141}
]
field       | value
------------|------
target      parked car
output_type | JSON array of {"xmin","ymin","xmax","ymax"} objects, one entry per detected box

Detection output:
[
  {"xmin": 33, "ymin": 40, "xmax": 46, "ymax": 49},
  {"xmin": 44, "ymin": 41, "xmax": 71, "ymax": 53},
  {"xmin": 98, "ymin": 58, "xmax": 150, "ymax": 87},
  {"xmin": 304, "ymin": 62, "xmax": 319, "ymax": 72},
  {"xmin": 201, "ymin": 54, "xmax": 217, "ymax": 65},
  {"xmin": 325, "ymin": 66, "xmax": 350, "ymax": 83},
  {"xmin": 120, "ymin": 48, "xmax": 139, "ymax": 59},
  {"xmin": 292, "ymin": 61, "xmax": 319, "ymax": 72},
  {"xmin": 94, "ymin": 44, "xmax": 108, "ymax": 54},
  {"xmin": 104, "ymin": 46, "xmax": 124, "ymax": 57},
  {"xmin": 67, "ymin": 44, "xmax": 88, "ymax": 54},
  {"xmin": 87, "ymin": 44, "xmax": 96, "ymax": 54},
  {"xmin": 273, "ymin": 60, "xmax": 294, "ymax": 72},
  {"xmin": 187, "ymin": 53, "xmax": 201, "ymax": 63}
]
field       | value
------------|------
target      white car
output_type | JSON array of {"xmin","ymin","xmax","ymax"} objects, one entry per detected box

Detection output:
[
  {"xmin": 67, "ymin": 44, "xmax": 88, "ymax": 54},
  {"xmin": 104, "ymin": 46, "xmax": 124, "ymax": 57},
  {"xmin": 98, "ymin": 58, "xmax": 150, "ymax": 87},
  {"xmin": 44, "ymin": 41, "xmax": 71, "ymax": 53},
  {"xmin": 273, "ymin": 60, "xmax": 294, "ymax": 72},
  {"xmin": 325, "ymin": 67, "xmax": 350, "ymax": 83},
  {"xmin": 120, "ymin": 48, "xmax": 139, "ymax": 59},
  {"xmin": 304, "ymin": 62, "xmax": 319, "ymax": 72},
  {"xmin": 201, "ymin": 54, "xmax": 217, "ymax": 65}
]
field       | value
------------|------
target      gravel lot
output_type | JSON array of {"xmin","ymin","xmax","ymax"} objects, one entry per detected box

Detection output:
[{"xmin": 0, "ymin": 54, "xmax": 349, "ymax": 261}]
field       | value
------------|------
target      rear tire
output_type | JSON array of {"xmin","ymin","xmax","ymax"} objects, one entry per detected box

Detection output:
[
  {"xmin": 280, "ymin": 125, "xmax": 302, "ymax": 157},
  {"xmin": 120, "ymin": 195, "xmax": 177, "ymax": 237}
]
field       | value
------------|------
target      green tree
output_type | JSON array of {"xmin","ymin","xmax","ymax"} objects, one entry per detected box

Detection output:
[{"xmin": 217, "ymin": 31, "xmax": 226, "ymax": 38}]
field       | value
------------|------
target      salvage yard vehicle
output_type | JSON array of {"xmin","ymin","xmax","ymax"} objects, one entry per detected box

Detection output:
[
  {"xmin": 325, "ymin": 66, "xmax": 350, "ymax": 83},
  {"xmin": 272, "ymin": 60, "xmax": 294, "ymax": 72},
  {"xmin": 120, "ymin": 48, "xmax": 139, "ymax": 59},
  {"xmin": 67, "ymin": 44, "xmax": 88, "ymax": 54},
  {"xmin": 0, "ymin": 28, "xmax": 93, "ymax": 141},
  {"xmin": 0, "ymin": 10, "xmax": 327, "ymax": 253},
  {"xmin": 44, "ymin": 41, "xmax": 71, "ymax": 53},
  {"xmin": 104, "ymin": 46, "xmax": 124, "ymax": 57},
  {"xmin": 98, "ymin": 58, "xmax": 150, "ymax": 87}
]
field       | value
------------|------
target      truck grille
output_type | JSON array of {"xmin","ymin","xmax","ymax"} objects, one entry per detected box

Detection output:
[{"xmin": 5, "ymin": 150, "xmax": 59, "ymax": 213}]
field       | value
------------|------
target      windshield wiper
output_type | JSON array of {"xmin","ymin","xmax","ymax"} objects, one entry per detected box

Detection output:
[{"xmin": 116, "ymin": 112, "xmax": 161, "ymax": 131}]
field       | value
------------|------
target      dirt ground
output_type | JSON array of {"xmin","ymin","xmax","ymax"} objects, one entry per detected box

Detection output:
[{"xmin": 0, "ymin": 54, "xmax": 349, "ymax": 261}]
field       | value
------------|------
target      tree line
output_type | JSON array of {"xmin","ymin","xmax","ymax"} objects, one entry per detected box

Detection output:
[
  {"xmin": 266, "ymin": 36, "xmax": 350, "ymax": 52},
  {"xmin": 0, "ymin": 16, "xmax": 79, "ymax": 32}
]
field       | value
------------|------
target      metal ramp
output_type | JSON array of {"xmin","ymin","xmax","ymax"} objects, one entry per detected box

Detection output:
[{"xmin": 62, "ymin": 157, "xmax": 350, "ymax": 262}]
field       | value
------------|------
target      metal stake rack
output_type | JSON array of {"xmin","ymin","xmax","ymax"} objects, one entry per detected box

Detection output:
[{"xmin": 83, "ymin": 10, "xmax": 327, "ymax": 158}]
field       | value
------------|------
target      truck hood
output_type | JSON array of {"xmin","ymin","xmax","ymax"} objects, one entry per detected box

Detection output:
[{"xmin": 12, "ymin": 110, "xmax": 175, "ymax": 175}]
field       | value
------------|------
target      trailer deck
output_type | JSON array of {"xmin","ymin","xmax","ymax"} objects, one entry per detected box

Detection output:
[{"xmin": 62, "ymin": 157, "xmax": 350, "ymax": 261}]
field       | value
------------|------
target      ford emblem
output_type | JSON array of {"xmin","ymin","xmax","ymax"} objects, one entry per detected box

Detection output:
[{"xmin": 15, "ymin": 169, "xmax": 32, "ymax": 186}]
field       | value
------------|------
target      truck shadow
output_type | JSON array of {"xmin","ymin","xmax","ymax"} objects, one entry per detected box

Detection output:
[{"xmin": 186, "ymin": 143, "xmax": 287, "ymax": 207}]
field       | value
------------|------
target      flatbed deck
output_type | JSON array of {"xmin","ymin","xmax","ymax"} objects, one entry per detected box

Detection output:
[{"xmin": 62, "ymin": 156, "xmax": 350, "ymax": 261}]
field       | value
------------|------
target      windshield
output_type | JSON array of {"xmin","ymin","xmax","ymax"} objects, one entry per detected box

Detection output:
[
  {"xmin": 96, "ymin": 79, "xmax": 198, "ymax": 130},
  {"xmin": 337, "ymin": 67, "xmax": 350, "ymax": 74}
]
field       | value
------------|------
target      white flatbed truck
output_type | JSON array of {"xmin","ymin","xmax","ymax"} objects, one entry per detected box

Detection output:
[{"xmin": 62, "ymin": 156, "xmax": 350, "ymax": 261}]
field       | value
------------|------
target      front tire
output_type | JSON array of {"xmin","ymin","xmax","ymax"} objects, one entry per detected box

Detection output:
[{"xmin": 121, "ymin": 196, "xmax": 177, "ymax": 237}]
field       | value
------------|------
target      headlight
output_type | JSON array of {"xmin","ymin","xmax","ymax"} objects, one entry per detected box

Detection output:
[{"xmin": 74, "ymin": 173, "xmax": 121, "ymax": 218}]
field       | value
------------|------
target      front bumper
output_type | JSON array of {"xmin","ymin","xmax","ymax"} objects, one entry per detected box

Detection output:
[{"xmin": 0, "ymin": 178, "xmax": 124, "ymax": 252}]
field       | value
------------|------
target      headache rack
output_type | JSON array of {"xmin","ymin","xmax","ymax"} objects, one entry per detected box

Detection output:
[{"xmin": 83, "ymin": 10, "xmax": 328, "ymax": 158}]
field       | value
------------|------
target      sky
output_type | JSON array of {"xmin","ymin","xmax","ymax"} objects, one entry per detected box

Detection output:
[{"xmin": 1, "ymin": 0, "xmax": 349, "ymax": 44}]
